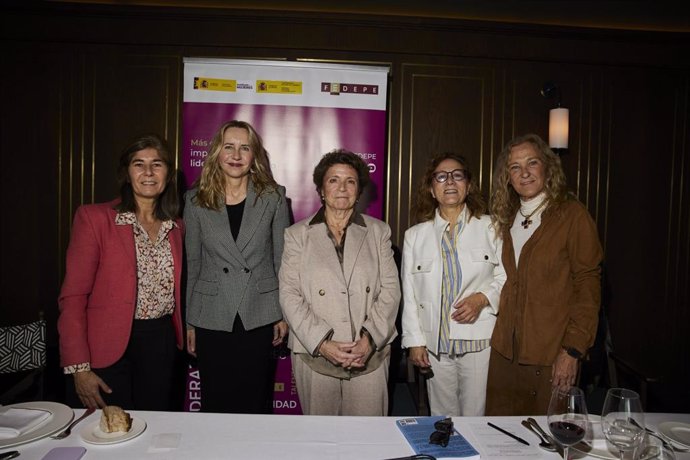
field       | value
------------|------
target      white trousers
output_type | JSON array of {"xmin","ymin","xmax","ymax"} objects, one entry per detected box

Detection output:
[{"xmin": 426, "ymin": 346, "xmax": 491, "ymax": 416}]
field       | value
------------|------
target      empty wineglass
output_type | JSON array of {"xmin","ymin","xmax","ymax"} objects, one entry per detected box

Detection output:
[
  {"xmin": 547, "ymin": 385, "xmax": 589, "ymax": 460},
  {"xmin": 601, "ymin": 388, "xmax": 646, "ymax": 460}
]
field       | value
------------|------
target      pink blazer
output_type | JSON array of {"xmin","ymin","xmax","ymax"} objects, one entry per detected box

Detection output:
[{"xmin": 58, "ymin": 200, "xmax": 184, "ymax": 369}]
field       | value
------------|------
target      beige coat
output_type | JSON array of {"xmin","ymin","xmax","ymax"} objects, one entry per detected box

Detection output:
[{"xmin": 279, "ymin": 212, "xmax": 400, "ymax": 379}]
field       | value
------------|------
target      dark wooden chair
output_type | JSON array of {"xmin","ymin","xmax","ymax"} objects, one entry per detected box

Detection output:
[{"xmin": 0, "ymin": 318, "xmax": 47, "ymax": 404}]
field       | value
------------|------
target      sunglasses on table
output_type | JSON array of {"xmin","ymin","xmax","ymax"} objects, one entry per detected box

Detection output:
[{"xmin": 429, "ymin": 417, "xmax": 454, "ymax": 447}]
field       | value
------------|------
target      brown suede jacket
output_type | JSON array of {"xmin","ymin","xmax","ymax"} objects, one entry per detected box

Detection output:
[{"xmin": 491, "ymin": 198, "xmax": 604, "ymax": 366}]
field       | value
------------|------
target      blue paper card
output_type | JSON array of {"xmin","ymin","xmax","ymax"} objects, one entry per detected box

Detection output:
[{"xmin": 396, "ymin": 416, "xmax": 480, "ymax": 459}]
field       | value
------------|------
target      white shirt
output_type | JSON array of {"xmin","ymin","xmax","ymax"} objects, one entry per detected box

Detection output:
[{"xmin": 511, "ymin": 192, "xmax": 547, "ymax": 265}]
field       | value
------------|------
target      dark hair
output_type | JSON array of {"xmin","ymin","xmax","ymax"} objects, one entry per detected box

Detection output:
[
  {"xmin": 115, "ymin": 134, "xmax": 179, "ymax": 220},
  {"xmin": 313, "ymin": 149, "xmax": 371, "ymax": 199},
  {"xmin": 414, "ymin": 152, "xmax": 486, "ymax": 223},
  {"xmin": 194, "ymin": 120, "xmax": 278, "ymax": 209}
]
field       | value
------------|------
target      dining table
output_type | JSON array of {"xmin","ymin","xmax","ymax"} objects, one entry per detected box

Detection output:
[{"xmin": 1, "ymin": 405, "xmax": 688, "ymax": 460}]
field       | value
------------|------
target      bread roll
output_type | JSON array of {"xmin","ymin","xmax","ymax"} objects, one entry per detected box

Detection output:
[{"xmin": 99, "ymin": 405, "xmax": 132, "ymax": 433}]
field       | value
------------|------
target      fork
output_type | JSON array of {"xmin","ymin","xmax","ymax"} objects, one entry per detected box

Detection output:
[
  {"xmin": 628, "ymin": 418, "xmax": 689, "ymax": 453},
  {"xmin": 51, "ymin": 407, "xmax": 96, "ymax": 439}
]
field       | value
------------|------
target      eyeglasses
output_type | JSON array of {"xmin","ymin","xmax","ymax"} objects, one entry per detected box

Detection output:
[
  {"xmin": 429, "ymin": 417, "xmax": 454, "ymax": 447},
  {"xmin": 432, "ymin": 169, "xmax": 466, "ymax": 183}
]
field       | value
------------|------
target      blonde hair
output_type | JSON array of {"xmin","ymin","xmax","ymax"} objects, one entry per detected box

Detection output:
[
  {"xmin": 194, "ymin": 120, "xmax": 278, "ymax": 209},
  {"xmin": 490, "ymin": 134, "xmax": 568, "ymax": 236}
]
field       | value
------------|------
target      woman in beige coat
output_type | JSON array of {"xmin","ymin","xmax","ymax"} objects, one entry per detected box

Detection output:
[{"xmin": 279, "ymin": 150, "xmax": 400, "ymax": 416}]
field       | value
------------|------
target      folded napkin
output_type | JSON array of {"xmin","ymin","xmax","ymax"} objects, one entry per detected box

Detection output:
[{"xmin": 0, "ymin": 408, "xmax": 52, "ymax": 439}]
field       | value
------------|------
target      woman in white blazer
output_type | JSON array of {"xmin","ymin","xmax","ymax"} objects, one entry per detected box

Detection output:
[
  {"xmin": 280, "ymin": 150, "xmax": 400, "ymax": 416},
  {"xmin": 185, "ymin": 120, "xmax": 290, "ymax": 414},
  {"xmin": 401, "ymin": 152, "xmax": 506, "ymax": 416}
]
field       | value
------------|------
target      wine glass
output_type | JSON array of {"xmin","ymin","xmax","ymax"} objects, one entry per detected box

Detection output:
[
  {"xmin": 547, "ymin": 385, "xmax": 589, "ymax": 460},
  {"xmin": 601, "ymin": 388, "xmax": 646, "ymax": 460}
]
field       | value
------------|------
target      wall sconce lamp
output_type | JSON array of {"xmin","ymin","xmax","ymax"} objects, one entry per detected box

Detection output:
[{"xmin": 541, "ymin": 82, "xmax": 569, "ymax": 155}]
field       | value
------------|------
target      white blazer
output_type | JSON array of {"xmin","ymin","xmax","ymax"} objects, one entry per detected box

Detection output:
[{"xmin": 401, "ymin": 208, "xmax": 506, "ymax": 354}]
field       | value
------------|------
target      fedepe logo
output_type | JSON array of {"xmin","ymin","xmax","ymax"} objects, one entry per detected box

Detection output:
[{"xmin": 321, "ymin": 82, "xmax": 379, "ymax": 95}]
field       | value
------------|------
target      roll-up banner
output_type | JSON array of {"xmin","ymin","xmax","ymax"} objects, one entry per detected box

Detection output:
[{"xmin": 182, "ymin": 58, "xmax": 390, "ymax": 414}]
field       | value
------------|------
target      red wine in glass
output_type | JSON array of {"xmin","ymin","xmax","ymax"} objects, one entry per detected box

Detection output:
[
  {"xmin": 547, "ymin": 386, "xmax": 588, "ymax": 460},
  {"xmin": 549, "ymin": 420, "xmax": 586, "ymax": 445}
]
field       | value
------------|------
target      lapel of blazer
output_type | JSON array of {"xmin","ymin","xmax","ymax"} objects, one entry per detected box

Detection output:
[
  {"xmin": 309, "ymin": 223, "xmax": 347, "ymax": 285},
  {"xmin": 169, "ymin": 220, "xmax": 183, "ymax": 284},
  {"xmin": 206, "ymin": 201, "xmax": 246, "ymax": 266},
  {"xmin": 111, "ymin": 207, "xmax": 136, "ymax": 267},
  {"xmin": 517, "ymin": 202, "xmax": 554, "ymax": 267},
  {"xmin": 502, "ymin": 226, "xmax": 518, "ymax": 279},
  {"xmin": 235, "ymin": 182, "xmax": 268, "ymax": 253},
  {"xmin": 342, "ymin": 222, "xmax": 368, "ymax": 288}
]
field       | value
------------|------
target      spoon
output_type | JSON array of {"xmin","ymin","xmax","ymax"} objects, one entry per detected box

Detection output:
[
  {"xmin": 527, "ymin": 417, "xmax": 559, "ymax": 445},
  {"xmin": 522, "ymin": 420, "xmax": 558, "ymax": 452},
  {"xmin": 527, "ymin": 417, "xmax": 573, "ymax": 455},
  {"xmin": 628, "ymin": 418, "xmax": 689, "ymax": 453}
]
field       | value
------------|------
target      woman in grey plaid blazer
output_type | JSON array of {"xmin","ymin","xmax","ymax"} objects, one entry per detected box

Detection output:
[{"xmin": 184, "ymin": 120, "xmax": 290, "ymax": 414}]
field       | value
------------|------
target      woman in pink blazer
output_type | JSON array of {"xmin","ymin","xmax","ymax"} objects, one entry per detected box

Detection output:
[{"xmin": 58, "ymin": 134, "xmax": 184, "ymax": 410}]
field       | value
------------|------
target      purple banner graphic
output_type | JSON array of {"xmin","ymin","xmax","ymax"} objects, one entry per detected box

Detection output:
[
  {"xmin": 182, "ymin": 103, "xmax": 387, "ymax": 221},
  {"xmin": 182, "ymin": 59, "xmax": 389, "ymax": 415}
]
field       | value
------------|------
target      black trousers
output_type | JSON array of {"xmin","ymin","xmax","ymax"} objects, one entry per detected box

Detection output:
[
  {"xmin": 66, "ymin": 316, "xmax": 182, "ymax": 411},
  {"xmin": 195, "ymin": 315, "xmax": 276, "ymax": 414}
]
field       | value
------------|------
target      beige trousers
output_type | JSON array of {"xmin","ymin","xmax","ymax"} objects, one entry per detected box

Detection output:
[{"xmin": 293, "ymin": 354, "xmax": 390, "ymax": 416}]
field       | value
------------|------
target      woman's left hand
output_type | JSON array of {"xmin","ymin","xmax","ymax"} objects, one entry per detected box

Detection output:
[
  {"xmin": 551, "ymin": 349, "xmax": 579, "ymax": 389},
  {"xmin": 451, "ymin": 293, "xmax": 488, "ymax": 324},
  {"xmin": 273, "ymin": 320, "xmax": 288, "ymax": 346},
  {"xmin": 349, "ymin": 334, "xmax": 372, "ymax": 368}
]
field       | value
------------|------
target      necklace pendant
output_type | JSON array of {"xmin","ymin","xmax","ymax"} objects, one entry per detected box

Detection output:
[{"xmin": 521, "ymin": 218, "xmax": 532, "ymax": 229}]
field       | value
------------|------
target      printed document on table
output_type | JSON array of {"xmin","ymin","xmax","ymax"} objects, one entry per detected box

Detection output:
[{"xmin": 466, "ymin": 421, "xmax": 541, "ymax": 459}]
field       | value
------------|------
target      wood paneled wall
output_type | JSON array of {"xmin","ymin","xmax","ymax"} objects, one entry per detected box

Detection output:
[{"xmin": 2, "ymin": 4, "xmax": 688, "ymax": 410}]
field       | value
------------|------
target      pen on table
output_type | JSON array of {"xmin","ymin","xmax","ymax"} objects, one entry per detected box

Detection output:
[{"xmin": 487, "ymin": 422, "xmax": 530, "ymax": 446}]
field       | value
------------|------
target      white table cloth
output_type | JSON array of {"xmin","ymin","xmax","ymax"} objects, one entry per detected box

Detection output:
[{"xmin": 2, "ymin": 410, "xmax": 688, "ymax": 459}]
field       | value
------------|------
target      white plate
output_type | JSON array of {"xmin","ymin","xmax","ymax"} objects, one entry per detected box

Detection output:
[
  {"xmin": 0, "ymin": 401, "xmax": 74, "ymax": 448},
  {"xmin": 570, "ymin": 421, "xmax": 660, "ymax": 460},
  {"xmin": 658, "ymin": 421, "xmax": 690, "ymax": 448},
  {"xmin": 80, "ymin": 416, "xmax": 146, "ymax": 445}
]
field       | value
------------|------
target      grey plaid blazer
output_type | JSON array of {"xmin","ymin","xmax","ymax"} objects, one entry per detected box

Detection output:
[{"xmin": 184, "ymin": 183, "xmax": 290, "ymax": 332}]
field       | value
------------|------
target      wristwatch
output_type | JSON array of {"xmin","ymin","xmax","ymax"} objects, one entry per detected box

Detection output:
[{"xmin": 563, "ymin": 346, "xmax": 582, "ymax": 359}]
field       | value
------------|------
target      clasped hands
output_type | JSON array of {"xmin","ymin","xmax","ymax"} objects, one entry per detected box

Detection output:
[{"xmin": 318, "ymin": 334, "xmax": 372, "ymax": 369}]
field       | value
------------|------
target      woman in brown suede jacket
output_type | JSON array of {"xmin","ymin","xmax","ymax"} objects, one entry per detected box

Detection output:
[{"xmin": 485, "ymin": 134, "xmax": 603, "ymax": 415}]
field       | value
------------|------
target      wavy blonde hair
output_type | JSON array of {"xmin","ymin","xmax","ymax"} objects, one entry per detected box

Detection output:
[
  {"xmin": 414, "ymin": 152, "xmax": 486, "ymax": 224},
  {"xmin": 490, "ymin": 133, "xmax": 568, "ymax": 236},
  {"xmin": 193, "ymin": 120, "xmax": 278, "ymax": 209}
]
